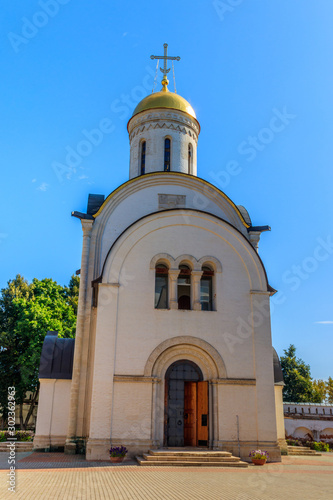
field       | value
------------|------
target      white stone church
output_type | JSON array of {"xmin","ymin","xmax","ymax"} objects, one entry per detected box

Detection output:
[{"xmin": 34, "ymin": 47, "xmax": 286, "ymax": 462}]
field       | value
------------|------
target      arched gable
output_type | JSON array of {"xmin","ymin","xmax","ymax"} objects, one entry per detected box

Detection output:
[
  {"xmin": 101, "ymin": 209, "xmax": 269, "ymax": 292},
  {"xmin": 89, "ymin": 173, "xmax": 255, "ymax": 279},
  {"xmin": 144, "ymin": 336, "xmax": 227, "ymax": 379}
]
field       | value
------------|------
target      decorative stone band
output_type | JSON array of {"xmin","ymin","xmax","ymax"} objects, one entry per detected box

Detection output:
[
  {"xmin": 112, "ymin": 375, "xmax": 255, "ymax": 386},
  {"xmin": 210, "ymin": 378, "xmax": 256, "ymax": 386},
  {"xmin": 113, "ymin": 375, "xmax": 161, "ymax": 383},
  {"xmin": 128, "ymin": 110, "xmax": 200, "ymax": 141}
]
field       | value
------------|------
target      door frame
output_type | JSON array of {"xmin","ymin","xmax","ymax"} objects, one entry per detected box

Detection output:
[{"xmin": 164, "ymin": 360, "xmax": 209, "ymax": 447}]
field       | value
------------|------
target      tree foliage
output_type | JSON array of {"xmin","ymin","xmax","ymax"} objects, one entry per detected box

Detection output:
[
  {"xmin": 312, "ymin": 379, "xmax": 327, "ymax": 403},
  {"xmin": 0, "ymin": 274, "xmax": 79, "ymax": 427},
  {"xmin": 326, "ymin": 377, "xmax": 333, "ymax": 404},
  {"xmin": 281, "ymin": 344, "xmax": 319, "ymax": 403}
]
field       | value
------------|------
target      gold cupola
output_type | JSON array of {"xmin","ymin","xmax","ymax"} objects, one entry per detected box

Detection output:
[
  {"xmin": 131, "ymin": 76, "xmax": 197, "ymax": 120},
  {"xmin": 127, "ymin": 45, "xmax": 200, "ymax": 180}
]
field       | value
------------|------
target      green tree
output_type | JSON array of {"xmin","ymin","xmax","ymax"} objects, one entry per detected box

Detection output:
[
  {"xmin": 64, "ymin": 275, "xmax": 80, "ymax": 316},
  {"xmin": 0, "ymin": 275, "xmax": 79, "ymax": 429},
  {"xmin": 326, "ymin": 377, "xmax": 333, "ymax": 404},
  {"xmin": 312, "ymin": 379, "xmax": 327, "ymax": 404},
  {"xmin": 280, "ymin": 344, "xmax": 318, "ymax": 403}
]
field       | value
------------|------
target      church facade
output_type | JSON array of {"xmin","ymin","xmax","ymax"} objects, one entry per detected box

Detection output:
[{"xmin": 34, "ymin": 52, "xmax": 286, "ymax": 461}]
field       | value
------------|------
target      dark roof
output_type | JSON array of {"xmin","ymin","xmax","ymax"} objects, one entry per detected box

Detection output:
[
  {"xmin": 237, "ymin": 205, "xmax": 252, "ymax": 226},
  {"xmin": 273, "ymin": 348, "xmax": 284, "ymax": 385},
  {"xmin": 87, "ymin": 194, "xmax": 105, "ymax": 215},
  {"xmin": 39, "ymin": 331, "xmax": 75, "ymax": 380}
]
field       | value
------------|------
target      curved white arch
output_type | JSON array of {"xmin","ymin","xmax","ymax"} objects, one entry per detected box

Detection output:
[
  {"xmin": 174, "ymin": 254, "xmax": 199, "ymax": 271},
  {"xmin": 144, "ymin": 336, "xmax": 227, "ymax": 379},
  {"xmin": 91, "ymin": 173, "xmax": 251, "ymax": 277},
  {"xmin": 198, "ymin": 256, "xmax": 222, "ymax": 273},
  {"xmin": 102, "ymin": 211, "xmax": 267, "ymax": 291},
  {"xmin": 294, "ymin": 427, "xmax": 313, "ymax": 439},
  {"xmin": 150, "ymin": 253, "xmax": 175, "ymax": 269}
]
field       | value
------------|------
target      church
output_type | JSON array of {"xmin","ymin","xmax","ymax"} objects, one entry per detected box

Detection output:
[{"xmin": 34, "ymin": 45, "xmax": 286, "ymax": 462}]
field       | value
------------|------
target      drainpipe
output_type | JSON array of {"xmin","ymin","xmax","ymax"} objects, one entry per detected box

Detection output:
[{"xmin": 236, "ymin": 415, "xmax": 240, "ymax": 457}]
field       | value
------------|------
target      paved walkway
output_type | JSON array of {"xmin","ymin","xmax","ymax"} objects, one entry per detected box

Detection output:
[{"xmin": 1, "ymin": 452, "xmax": 332, "ymax": 499}]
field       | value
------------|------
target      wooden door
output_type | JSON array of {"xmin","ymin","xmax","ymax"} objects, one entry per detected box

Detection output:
[
  {"xmin": 197, "ymin": 381, "xmax": 209, "ymax": 446},
  {"xmin": 184, "ymin": 382, "xmax": 197, "ymax": 446}
]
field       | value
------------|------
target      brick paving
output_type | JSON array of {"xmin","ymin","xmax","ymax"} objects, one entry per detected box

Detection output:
[{"xmin": 0, "ymin": 452, "xmax": 332, "ymax": 499}]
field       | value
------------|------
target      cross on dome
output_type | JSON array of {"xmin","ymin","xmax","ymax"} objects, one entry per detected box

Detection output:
[{"xmin": 150, "ymin": 43, "xmax": 180, "ymax": 90}]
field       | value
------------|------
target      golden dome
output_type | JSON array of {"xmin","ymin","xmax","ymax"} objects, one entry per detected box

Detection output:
[{"xmin": 131, "ymin": 79, "xmax": 196, "ymax": 119}]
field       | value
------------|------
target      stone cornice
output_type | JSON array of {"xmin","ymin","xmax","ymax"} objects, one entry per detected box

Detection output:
[
  {"xmin": 114, "ymin": 375, "xmax": 161, "ymax": 383},
  {"xmin": 128, "ymin": 109, "xmax": 199, "ymax": 138},
  {"xmin": 129, "ymin": 120, "xmax": 199, "ymax": 143},
  {"xmin": 210, "ymin": 378, "xmax": 256, "ymax": 386}
]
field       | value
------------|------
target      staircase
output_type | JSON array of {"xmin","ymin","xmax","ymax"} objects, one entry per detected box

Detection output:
[
  {"xmin": 287, "ymin": 445, "xmax": 321, "ymax": 456},
  {"xmin": 136, "ymin": 449, "xmax": 248, "ymax": 467},
  {"xmin": 0, "ymin": 441, "xmax": 33, "ymax": 452}
]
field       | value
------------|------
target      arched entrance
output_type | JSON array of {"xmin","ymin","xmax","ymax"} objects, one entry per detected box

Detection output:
[{"xmin": 164, "ymin": 360, "xmax": 208, "ymax": 447}]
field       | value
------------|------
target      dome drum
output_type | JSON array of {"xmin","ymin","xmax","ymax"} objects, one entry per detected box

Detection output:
[
  {"xmin": 128, "ymin": 108, "xmax": 199, "ymax": 179},
  {"xmin": 127, "ymin": 83, "xmax": 200, "ymax": 179}
]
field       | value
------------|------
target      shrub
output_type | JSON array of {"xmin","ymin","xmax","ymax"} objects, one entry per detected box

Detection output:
[
  {"xmin": 0, "ymin": 431, "xmax": 33, "ymax": 442},
  {"xmin": 311, "ymin": 441, "xmax": 329, "ymax": 452}
]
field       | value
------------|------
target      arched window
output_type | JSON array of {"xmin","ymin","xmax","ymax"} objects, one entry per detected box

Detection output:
[
  {"xmin": 140, "ymin": 141, "xmax": 146, "ymax": 175},
  {"xmin": 164, "ymin": 138, "xmax": 171, "ymax": 172},
  {"xmin": 177, "ymin": 264, "xmax": 191, "ymax": 310},
  {"xmin": 188, "ymin": 143, "xmax": 192, "ymax": 174},
  {"xmin": 200, "ymin": 266, "xmax": 214, "ymax": 311},
  {"xmin": 155, "ymin": 264, "xmax": 168, "ymax": 309}
]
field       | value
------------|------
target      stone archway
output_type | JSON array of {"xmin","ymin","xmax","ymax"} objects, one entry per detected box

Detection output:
[
  {"xmin": 144, "ymin": 336, "xmax": 226, "ymax": 379},
  {"xmin": 164, "ymin": 360, "xmax": 204, "ymax": 447},
  {"xmin": 145, "ymin": 337, "xmax": 226, "ymax": 448}
]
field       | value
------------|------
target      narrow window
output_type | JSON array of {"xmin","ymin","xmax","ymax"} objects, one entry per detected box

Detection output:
[
  {"xmin": 141, "ymin": 141, "xmax": 146, "ymax": 175},
  {"xmin": 155, "ymin": 264, "xmax": 168, "ymax": 309},
  {"xmin": 177, "ymin": 264, "xmax": 191, "ymax": 310},
  {"xmin": 188, "ymin": 144, "xmax": 192, "ymax": 174},
  {"xmin": 164, "ymin": 138, "xmax": 171, "ymax": 172},
  {"xmin": 200, "ymin": 266, "xmax": 214, "ymax": 311}
]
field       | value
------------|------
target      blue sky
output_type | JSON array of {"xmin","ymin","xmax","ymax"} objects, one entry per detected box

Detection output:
[{"xmin": 1, "ymin": 1, "xmax": 332, "ymax": 380}]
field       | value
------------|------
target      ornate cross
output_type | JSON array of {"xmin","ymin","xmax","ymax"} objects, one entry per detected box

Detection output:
[{"xmin": 150, "ymin": 43, "xmax": 180, "ymax": 77}]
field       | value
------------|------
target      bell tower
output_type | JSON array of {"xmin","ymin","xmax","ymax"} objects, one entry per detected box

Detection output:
[{"xmin": 127, "ymin": 44, "xmax": 200, "ymax": 179}]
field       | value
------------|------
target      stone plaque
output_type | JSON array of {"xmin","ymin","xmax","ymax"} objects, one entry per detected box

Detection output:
[{"xmin": 158, "ymin": 194, "xmax": 186, "ymax": 210}]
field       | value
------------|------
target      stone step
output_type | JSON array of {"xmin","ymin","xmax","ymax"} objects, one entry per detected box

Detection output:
[
  {"xmin": 142, "ymin": 453, "xmax": 240, "ymax": 462},
  {"xmin": 288, "ymin": 450, "xmax": 321, "ymax": 456},
  {"xmin": 288, "ymin": 446, "xmax": 315, "ymax": 451},
  {"xmin": 0, "ymin": 441, "xmax": 33, "ymax": 452},
  {"xmin": 148, "ymin": 449, "xmax": 232, "ymax": 458},
  {"xmin": 136, "ymin": 456, "xmax": 248, "ymax": 467}
]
